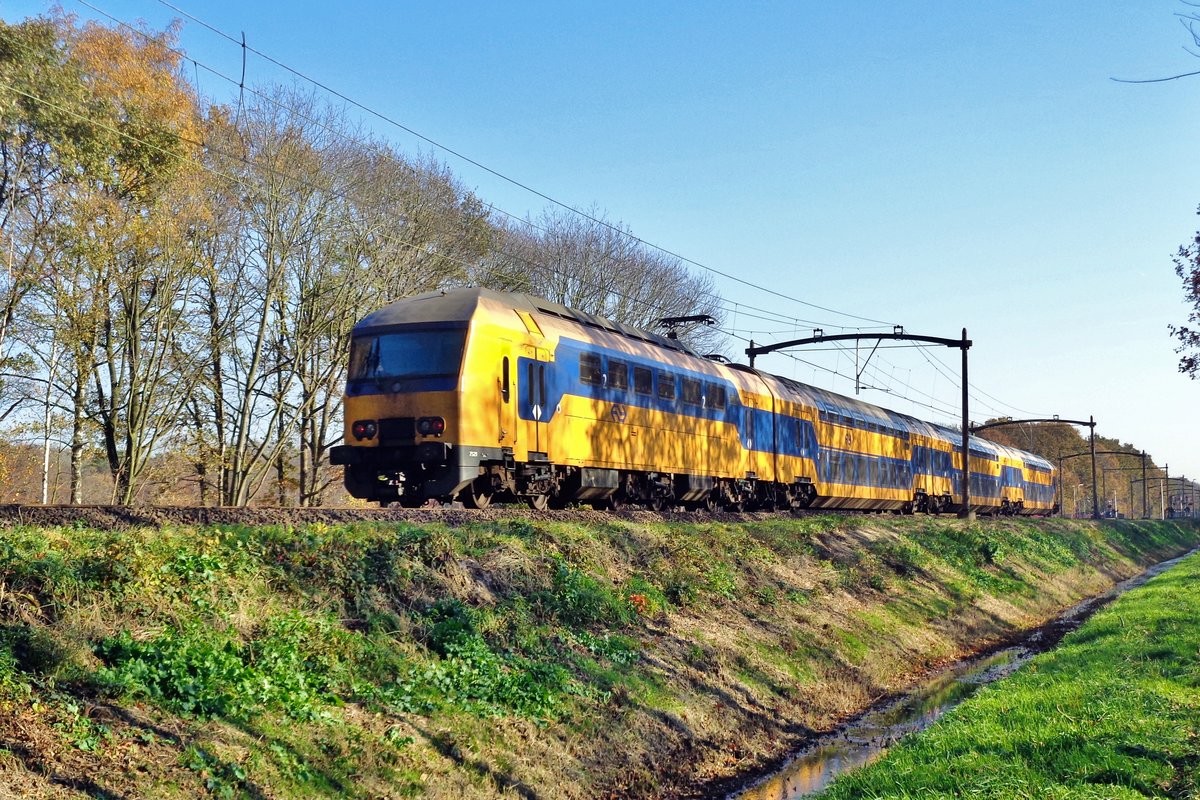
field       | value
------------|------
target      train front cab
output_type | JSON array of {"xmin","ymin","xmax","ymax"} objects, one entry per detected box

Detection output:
[{"xmin": 333, "ymin": 289, "xmax": 545, "ymax": 507}]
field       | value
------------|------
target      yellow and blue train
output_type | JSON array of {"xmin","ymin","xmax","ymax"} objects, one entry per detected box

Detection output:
[{"xmin": 331, "ymin": 288, "xmax": 1058, "ymax": 514}]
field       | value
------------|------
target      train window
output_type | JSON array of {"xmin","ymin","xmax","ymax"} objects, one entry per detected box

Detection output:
[
  {"xmin": 708, "ymin": 384, "xmax": 727, "ymax": 410},
  {"xmin": 633, "ymin": 366, "xmax": 653, "ymax": 395},
  {"xmin": 502, "ymin": 357, "xmax": 510, "ymax": 403},
  {"xmin": 580, "ymin": 353, "xmax": 602, "ymax": 385},
  {"xmin": 607, "ymin": 358, "xmax": 629, "ymax": 391},
  {"xmin": 348, "ymin": 327, "xmax": 468, "ymax": 382},
  {"xmin": 657, "ymin": 371, "xmax": 676, "ymax": 400},
  {"xmin": 681, "ymin": 377, "xmax": 702, "ymax": 405}
]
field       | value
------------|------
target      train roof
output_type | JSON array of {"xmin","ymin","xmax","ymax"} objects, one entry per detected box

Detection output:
[
  {"xmin": 354, "ymin": 287, "xmax": 702, "ymax": 357},
  {"xmin": 353, "ymin": 287, "xmax": 496, "ymax": 331}
]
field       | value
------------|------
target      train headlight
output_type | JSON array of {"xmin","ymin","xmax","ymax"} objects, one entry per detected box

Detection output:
[
  {"xmin": 417, "ymin": 416, "xmax": 445, "ymax": 436},
  {"xmin": 351, "ymin": 420, "xmax": 377, "ymax": 440}
]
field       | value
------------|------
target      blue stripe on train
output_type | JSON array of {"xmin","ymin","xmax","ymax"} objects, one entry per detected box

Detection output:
[
  {"xmin": 516, "ymin": 343, "xmax": 822, "ymax": 461},
  {"xmin": 509, "ymin": 338, "xmax": 1052, "ymax": 499}
]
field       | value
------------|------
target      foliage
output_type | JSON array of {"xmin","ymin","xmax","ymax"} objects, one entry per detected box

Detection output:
[
  {"xmin": 94, "ymin": 613, "xmax": 354, "ymax": 721},
  {"xmin": 541, "ymin": 554, "xmax": 635, "ymax": 627},
  {"xmin": 1171, "ymin": 209, "xmax": 1200, "ymax": 379}
]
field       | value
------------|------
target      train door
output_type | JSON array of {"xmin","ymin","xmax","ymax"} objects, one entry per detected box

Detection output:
[
  {"xmin": 498, "ymin": 344, "xmax": 516, "ymax": 447},
  {"xmin": 765, "ymin": 389, "xmax": 779, "ymax": 485},
  {"xmin": 524, "ymin": 348, "xmax": 551, "ymax": 457}
]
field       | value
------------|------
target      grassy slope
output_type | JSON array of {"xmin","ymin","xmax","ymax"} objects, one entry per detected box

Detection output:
[
  {"xmin": 0, "ymin": 515, "xmax": 1195, "ymax": 799},
  {"xmin": 816, "ymin": 550, "xmax": 1200, "ymax": 800}
]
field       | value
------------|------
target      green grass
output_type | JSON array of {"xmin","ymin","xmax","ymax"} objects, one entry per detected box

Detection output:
[
  {"xmin": 816, "ymin": 551, "xmax": 1200, "ymax": 799},
  {"xmin": 0, "ymin": 516, "xmax": 1196, "ymax": 799}
]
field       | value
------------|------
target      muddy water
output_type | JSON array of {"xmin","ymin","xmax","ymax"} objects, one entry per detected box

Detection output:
[{"xmin": 726, "ymin": 548, "xmax": 1199, "ymax": 800}]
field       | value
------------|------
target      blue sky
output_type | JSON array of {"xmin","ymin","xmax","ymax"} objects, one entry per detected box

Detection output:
[{"xmin": 7, "ymin": 1, "xmax": 1200, "ymax": 482}]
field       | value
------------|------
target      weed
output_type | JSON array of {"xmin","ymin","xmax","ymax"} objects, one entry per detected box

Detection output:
[
  {"xmin": 622, "ymin": 574, "xmax": 668, "ymax": 615},
  {"xmin": 53, "ymin": 702, "xmax": 110, "ymax": 751},
  {"xmin": 754, "ymin": 584, "xmax": 779, "ymax": 607},
  {"xmin": 704, "ymin": 562, "xmax": 738, "ymax": 601},
  {"xmin": 378, "ymin": 633, "xmax": 571, "ymax": 719},
  {"xmin": 0, "ymin": 624, "xmax": 66, "ymax": 676},
  {"xmin": 0, "ymin": 647, "xmax": 30, "ymax": 700},
  {"xmin": 869, "ymin": 539, "xmax": 926, "ymax": 575},
  {"xmin": 786, "ymin": 588, "xmax": 812, "ymax": 605},
  {"xmin": 183, "ymin": 745, "xmax": 249, "ymax": 800},
  {"xmin": 94, "ymin": 612, "xmax": 357, "ymax": 721},
  {"xmin": 541, "ymin": 555, "xmax": 632, "ymax": 627},
  {"xmin": 569, "ymin": 630, "xmax": 639, "ymax": 666}
]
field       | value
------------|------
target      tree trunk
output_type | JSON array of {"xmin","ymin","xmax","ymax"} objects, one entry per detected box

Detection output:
[{"xmin": 71, "ymin": 369, "xmax": 85, "ymax": 505}]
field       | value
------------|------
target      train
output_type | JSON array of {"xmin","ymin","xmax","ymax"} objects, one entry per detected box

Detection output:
[{"xmin": 330, "ymin": 288, "xmax": 1058, "ymax": 514}]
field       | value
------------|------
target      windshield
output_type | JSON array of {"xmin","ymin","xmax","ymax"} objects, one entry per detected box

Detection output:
[{"xmin": 348, "ymin": 328, "xmax": 468, "ymax": 382}]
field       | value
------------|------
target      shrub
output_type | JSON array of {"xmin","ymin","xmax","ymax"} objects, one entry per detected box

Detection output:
[{"xmin": 542, "ymin": 555, "xmax": 632, "ymax": 627}]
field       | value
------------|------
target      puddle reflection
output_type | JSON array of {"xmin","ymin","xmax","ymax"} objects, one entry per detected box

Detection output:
[{"xmin": 730, "ymin": 649, "xmax": 1025, "ymax": 799}]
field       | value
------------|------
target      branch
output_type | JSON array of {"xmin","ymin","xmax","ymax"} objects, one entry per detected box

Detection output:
[
  {"xmin": 1111, "ymin": 69, "xmax": 1200, "ymax": 83},
  {"xmin": 0, "ymin": 397, "xmax": 28, "ymax": 423}
]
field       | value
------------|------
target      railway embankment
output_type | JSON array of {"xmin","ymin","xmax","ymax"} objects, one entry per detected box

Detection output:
[{"xmin": 0, "ymin": 511, "xmax": 1196, "ymax": 799}]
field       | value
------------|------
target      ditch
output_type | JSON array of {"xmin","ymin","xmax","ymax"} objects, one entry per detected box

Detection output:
[{"xmin": 724, "ymin": 547, "xmax": 1200, "ymax": 800}]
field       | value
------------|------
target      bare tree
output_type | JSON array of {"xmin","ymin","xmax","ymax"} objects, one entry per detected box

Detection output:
[{"xmin": 487, "ymin": 206, "xmax": 727, "ymax": 353}]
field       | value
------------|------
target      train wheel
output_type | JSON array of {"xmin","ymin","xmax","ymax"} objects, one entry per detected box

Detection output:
[
  {"xmin": 528, "ymin": 493, "xmax": 550, "ymax": 511},
  {"xmin": 650, "ymin": 494, "xmax": 672, "ymax": 512},
  {"xmin": 461, "ymin": 479, "xmax": 493, "ymax": 510}
]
